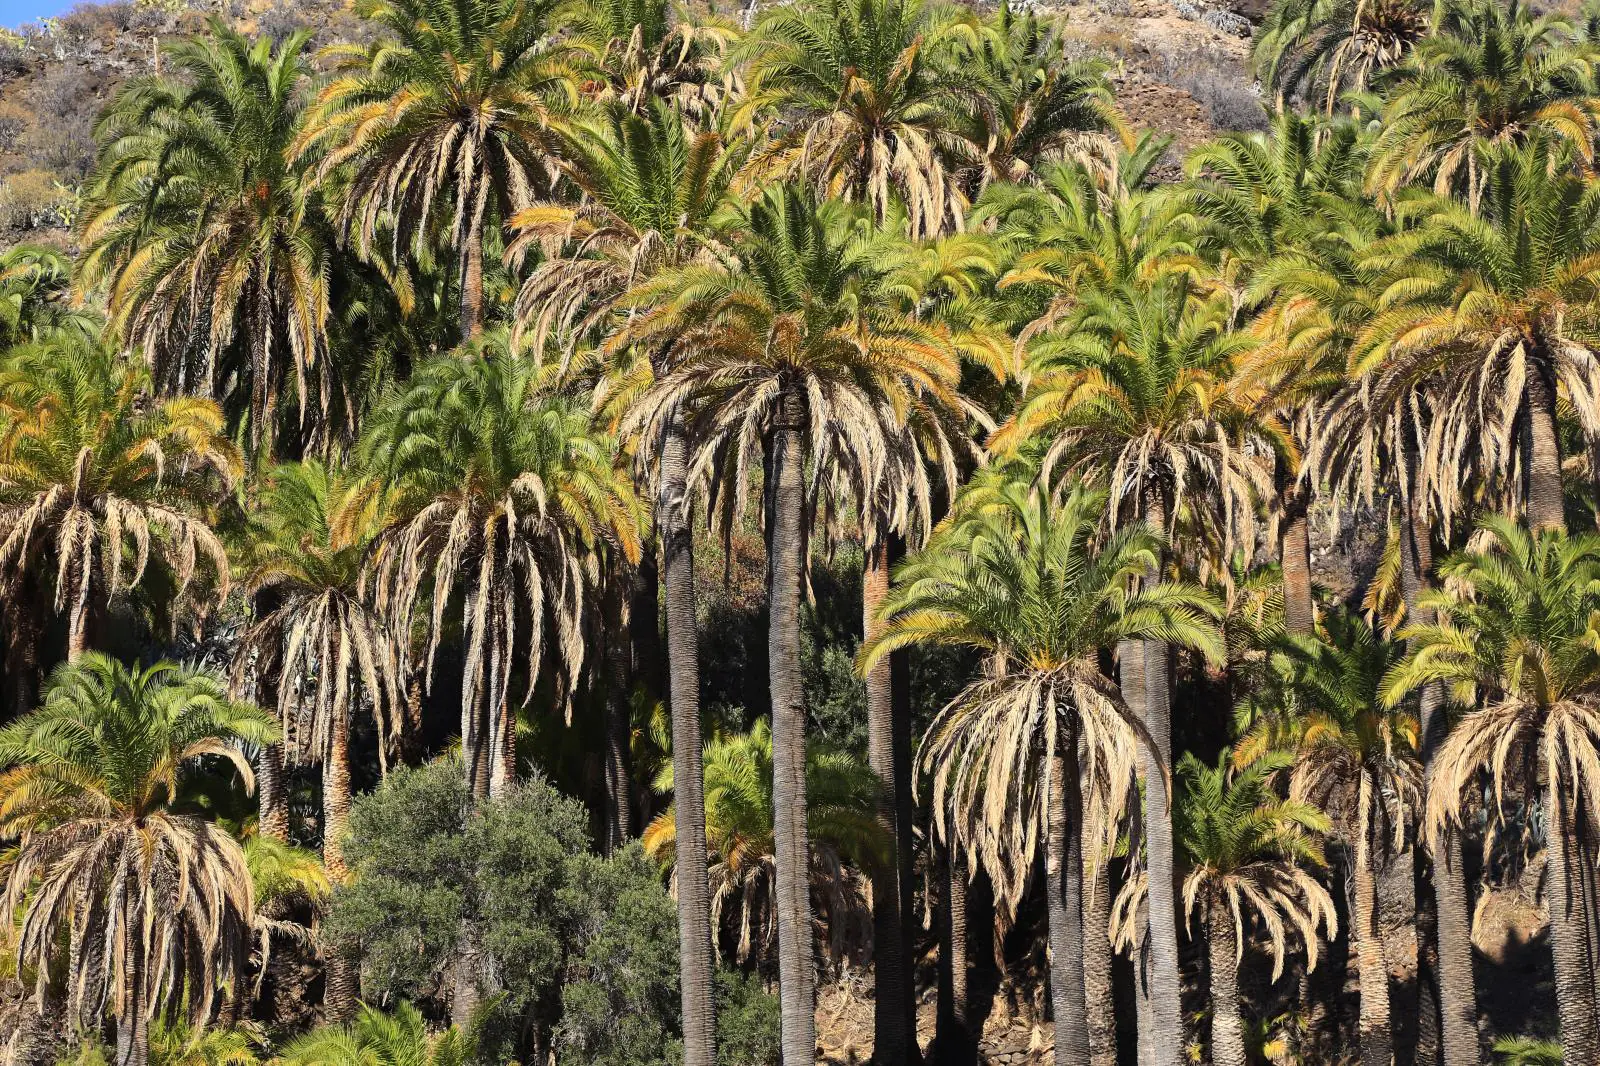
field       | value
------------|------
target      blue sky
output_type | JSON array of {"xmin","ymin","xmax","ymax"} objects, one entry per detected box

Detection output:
[{"xmin": 1, "ymin": 0, "xmax": 78, "ymax": 28}]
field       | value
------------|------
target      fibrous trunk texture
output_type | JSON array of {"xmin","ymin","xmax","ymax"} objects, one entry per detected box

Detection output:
[
  {"xmin": 1280, "ymin": 472, "xmax": 1314, "ymax": 636},
  {"xmin": 1084, "ymin": 842, "xmax": 1117, "ymax": 1066},
  {"xmin": 1547, "ymin": 774, "xmax": 1600, "ymax": 1064},
  {"xmin": 1355, "ymin": 772, "xmax": 1394, "ymax": 1066},
  {"xmin": 768, "ymin": 392, "xmax": 817, "ymax": 1066},
  {"xmin": 1207, "ymin": 898, "xmax": 1246, "ymax": 1066},
  {"xmin": 322, "ymin": 707, "xmax": 358, "ymax": 1022},
  {"xmin": 1525, "ymin": 354, "xmax": 1565, "ymax": 533},
  {"xmin": 604, "ymin": 578, "xmax": 635, "ymax": 852},
  {"xmin": 660, "ymin": 409, "xmax": 718, "ymax": 1066}
]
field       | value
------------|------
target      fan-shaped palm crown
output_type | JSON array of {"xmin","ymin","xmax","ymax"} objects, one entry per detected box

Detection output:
[
  {"xmin": 0, "ymin": 336, "xmax": 238, "ymax": 658},
  {"xmin": 81, "ymin": 24, "xmax": 329, "ymax": 458},
  {"xmin": 363, "ymin": 336, "xmax": 641, "ymax": 799},
  {"xmin": 1252, "ymin": 0, "xmax": 1428, "ymax": 113},
  {"xmin": 0, "ymin": 655, "xmax": 274, "ymax": 1058}
]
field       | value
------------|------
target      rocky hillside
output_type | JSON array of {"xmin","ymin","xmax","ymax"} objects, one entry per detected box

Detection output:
[{"xmin": 0, "ymin": 0, "xmax": 1264, "ymax": 254}]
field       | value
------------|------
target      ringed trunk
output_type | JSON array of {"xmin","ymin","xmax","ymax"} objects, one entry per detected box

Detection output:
[
  {"xmin": 865, "ymin": 535, "xmax": 916, "ymax": 1065},
  {"xmin": 1280, "ymin": 472, "xmax": 1314, "ymax": 636},
  {"xmin": 1045, "ymin": 724, "xmax": 1092, "ymax": 1065},
  {"xmin": 1355, "ymin": 771, "xmax": 1394, "ymax": 1066},
  {"xmin": 604, "ymin": 579, "xmax": 635, "ymax": 852},
  {"xmin": 1547, "ymin": 770, "xmax": 1600, "ymax": 1064},
  {"xmin": 660, "ymin": 407, "xmax": 718, "ymax": 1066},
  {"xmin": 460, "ymin": 202, "xmax": 487, "ymax": 340},
  {"xmin": 1525, "ymin": 354, "xmax": 1565, "ymax": 533},
  {"xmin": 322, "ymin": 707, "xmax": 359, "ymax": 1022},
  {"xmin": 1083, "ymin": 837, "xmax": 1117, "ymax": 1066},
  {"xmin": 1207, "ymin": 897, "xmax": 1247, "ymax": 1066},
  {"xmin": 768, "ymin": 389, "xmax": 817, "ymax": 1066}
]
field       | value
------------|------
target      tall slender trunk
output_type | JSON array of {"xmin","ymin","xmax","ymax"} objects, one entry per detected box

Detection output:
[
  {"xmin": 114, "ymin": 937, "xmax": 148, "ymax": 1066},
  {"xmin": 460, "ymin": 202, "xmax": 486, "ymax": 340},
  {"xmin": 660, "ymin": 407, "xmax": 718, "ymax": 1066},
  {"xmin": 322, "ymin": 706, "xmax": 358, "ymax": 1022},
  {"xmin": 1083, "ymin": 841, "xmax": 1117, "ymax": 1066},
  {"xmin": 1355, "ymin": 772, "xmax": 1394, "ymax": 1066},
  {"xmin": 1207, "ymin": 896, "xmax": 1247, "ymax": 1066},
  {"xmin": 936, "ymin": 842, "xmax": 975, "ymax": 1066},
  {"xmin": 768, "ymin": 390, "xmax": 817, "ymax": 1066},
  {"xmin": 1280, "ymin": 469, "xmax": 1314, "ymax": 636},
  {"xmin": 1122, "ymin": 494, "xmax": 1183, "ymax": 1066},
  {"xmin": 865, "ymin": 535, "xmax": 916, "ymax": 1065},
  {"xmin": 1045, "ymin": 724, "xmax": 1092, "ymax": 1065},
  {"xmin": 604, "ymin": 579, "xmax": 635, "ymax": 852},
  {"xmin": 1399, "ymin": 466, "xmax": 1479, "ymax": 1066},
  {"xmin": 1547, "ymin": 771, "xmax": 1600, "ymax": 1065},
  {"xmin": 1525, "ymin": 353, "xmax": 1565, "ymax": 533}
]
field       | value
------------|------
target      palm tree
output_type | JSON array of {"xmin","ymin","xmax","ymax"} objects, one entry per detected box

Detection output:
[
  {"xmin": 621, "ymin": 184, "xmax": 961, "ymax": 1066},
  {"xmin": 233, "ymin": 460, "xmax": 401, "ymax": 1019},
  {"xmin": 643, "ymin": 719, "xmax": 886, "ymax": 965},
  {"xmin": 735, "ymin": 0, "xmax": 975, "ymax": 236},
  {"xmin": 989, "ymin": 273, "xmax": 1266, "ymax": 1066},
  {"xmin": 1114, "ymin": 751, "xmax": 1335, "ymax": 1066},
  {"xmin": 0, "ymin": 655, "xmax": 274, "ymax": 1066},
  {"xmin": 296, "ymin": 0, "xmax": 577, "ymax": 338},
  {"xmin": 510, "ymin": 101, "xmax": 747, "ymax": 1066},
  {"xmin": 1182, "ymin": 111, "xmax": 1366, "ymax": 634},
  {"xmin": 364, "ymin": 338, "xmax": 641, "ymax": 801},
  {"xmin": 1386, "ymin": 518, "xmax": 1600, "ymax": 1065},
  {"xmin": 559, "ymin": 0, "xmax": 733, "ymax": 117},
  {"xmin": 957, "ymin": 1, "xmax": 1122, "ymax": 192},
  {"xmin": 0, "ymin": 335, "xmax": 237, "ymax": 660},
  {"xmin": 276, "ymin": 1001, "xmax": 478, "ymax": 1066},
  {"xmin": 1368, "ymin": 0, "xmax": 1600, "ymax": 212},
  {"xmin": 80, "ymin": 24, "xmax": 331, "ymax": 458},
  {"xmin": 863, "ymin": 475, "xmax": 1222, "ymax": 1066},
  {"xmin": 1252, "ymin": 0, "xmax": 1428, "ymax": 112},
  {"xmin": 1353, "ymin": 136, "xmax": 1600, "ymax": 533},
  {"xmin": 0, "ymin": 245, "xmax": 96, "ymax": 346},
  {"xmin": 1244, "ymin": 608, "xmax": 1422, "ymax": 1066}
]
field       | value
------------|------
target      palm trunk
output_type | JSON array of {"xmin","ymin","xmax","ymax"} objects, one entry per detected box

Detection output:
[
  {"xmin": 1547, "ymin": 770, "xmax": 1600, "ymax": 1064},
  {"xmin": 1207, "ymin": 896, "xmax": 1247, "ymax": 1066},
  {"xmin": 937, "ymin": 842, "xmax": 975, "ymax": 1066},
  {"xmin": 114, "ymin": 936, "xmax": 148, "ymax": 1066},
  {"xmin": 604, "ymin": 578, "xmax": 635, "ymax": 852},
  {"xmin": 1355, "ymin": 771, "xmax": 1394, "ymax": 1066},
  {"xmin": 258, "ymin": 742, "xmax": 290, "ymax": 843},
  {"xmin": 865, "ymin": 535, "xmax": 916, "ymax": 1065},
  {"xmin": 1399, "ymin": 467, "xmax": 1479, "ymax": 1066},
  {"xmin": 1525, "ymin": 353, "xmax": 1565, "ymax": 533},
  {"xmin": 1084, "ymin": 842, "xmax": 1117, "ymax": 1066},
  {"xmin": 3, "ymin": 590, "xmax": 38, "ymax": 718},
  {"xmin": 768, "ymin": 390, "xmax": 817, "ymax": 1066},
  {"xmin": 1280, "ymin": 469, "xmax": 1314, "ymax": 636},
  {"xmin": 460, "ymin": 202, "xmax": 486, "ymax": 340},
  {"xmin": 322, "ymin": 707, "xmax": 358, "ymax": 1022},
  {"xmin": 660, "ymin": 406, "xmax": 718, "ymax": 1066},
  {"xmin": 1045, "ymin": 725, "xmax": 1092, "ymax": 1066}
]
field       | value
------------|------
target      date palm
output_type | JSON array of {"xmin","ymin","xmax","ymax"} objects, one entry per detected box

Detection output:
[
  {"xmin": 642, "ymin": 719, "xmax": 885, "ymax": 965},
  {"xmin": 735, "ymin": 0, "xmax": 976, "ymax": 236},
  {"xmin": 1368, "ymin": 0, "xmax": 1600, "ymax": 213},
  {"xmin": 364, "ymin": 338, "xmax": 641, "ymax": 801},
  {"xmin": 509, "ymin": 101, "xmax": 745, "ymax": 1066},
  {"xmin": 958, "ymin": 1, "xmax": 1122, "ymax": 191},
  {"xmin": 1252, "ymin": 0, "xmax": 1428, "ymax": 112},
  {"xmin": 0, "ymin": 655, "xmax": 274, "ymax": 1066},
  {"xmin": 621, "ymin": 184, "xmax": 961, "ymax": 1066},
  {"xmin": 80, "ymin": 24, "xmax": 330, "ymax": 459},
  {"xmin": 0, "ymin": 336, "xmax": 237, "ymax": 660},
  {"xmin": 1353, "ymin": 136, "xmax": 1600, "ymax": 534},
  {"xmin": 1243, "ymin": 608, "xmax": 1422, "ymax": 1066},
  {"xmin": 0, "ymin": 245, "xmax": 96, "ymax": 347},
  {"xmin": 1386, "ymin": 518, "xmax": 1600, "ymax": 1065},
  {"xmin": 1113, "ymin": 751, "xmax": 1335, "ymax": 1066},
  {"xmin": 559, "ymin": 0, "xmax": 734, "ymax": 117},
  {"xmin": 276, "ymin": 1001, "xmax": 477, "ymax": 1066},
  {"xmin": 864, "ymin": 475, "xmax": 1221, "ymax": 1065},
  {"xmin": 296, "ymin": 0, "xmax": 577, "ymax": 338}
]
